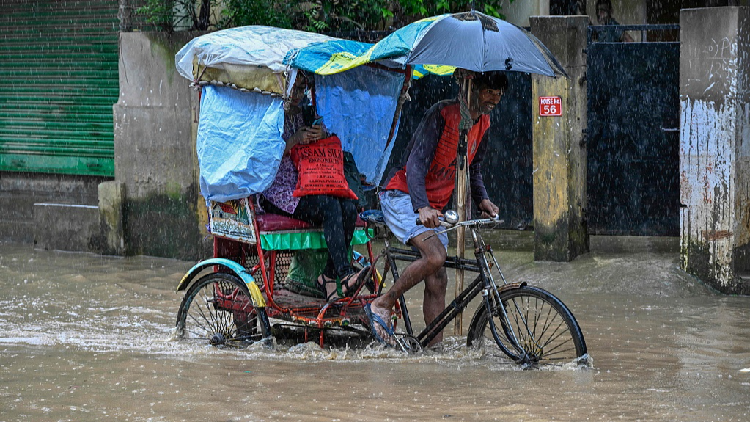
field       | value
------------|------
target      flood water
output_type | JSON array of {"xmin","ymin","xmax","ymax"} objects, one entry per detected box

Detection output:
[{"xmin": 1, "ymin": 236, "xmax": 749, "ymax": 422}]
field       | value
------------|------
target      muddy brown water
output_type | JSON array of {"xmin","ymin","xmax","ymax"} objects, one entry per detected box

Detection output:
[{"xmin": 1, "ymin": 235, "xmax": 749, "ymax": 421}]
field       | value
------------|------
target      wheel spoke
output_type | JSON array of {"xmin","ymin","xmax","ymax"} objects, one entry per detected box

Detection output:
[
  {"xmin": 176, "ymin": 273, "xmax": 268, "ymax": 346},
  {"xmin": 196, "ymin": 289, "xmax": 220, "ymax": 331},
  {"xmin": 467, "ymin": 286, "xmax": 586, "ymax": 365}
]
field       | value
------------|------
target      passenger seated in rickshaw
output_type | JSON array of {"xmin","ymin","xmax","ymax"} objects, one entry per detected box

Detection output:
[{"xmin": 258, "ymin": 71, "xmax": 368, "ymax": 302}]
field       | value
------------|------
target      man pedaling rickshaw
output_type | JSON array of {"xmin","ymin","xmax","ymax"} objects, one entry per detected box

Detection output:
[{"xmin": 366, "ymin": 71, "xmax": 508, "ymax": 348}]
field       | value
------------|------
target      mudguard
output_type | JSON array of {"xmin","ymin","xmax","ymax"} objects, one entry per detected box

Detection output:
[
  {"xmin": 495, "ymin": 282, "xmax": 526, "ymax": 294},
  {"xmin": 176, "ymin": 258, "xmax": 266, "ymax": 308}
]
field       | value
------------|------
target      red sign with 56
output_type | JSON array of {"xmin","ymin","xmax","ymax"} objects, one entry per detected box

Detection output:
[{"xmin": 539, "ymin": 96, "xmax": 562, "ymax": 116}]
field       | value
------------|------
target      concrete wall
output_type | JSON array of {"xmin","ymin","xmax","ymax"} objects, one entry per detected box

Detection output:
[
  {"xmin": 584, "ymin": 0, "xmax": 646, "ymax": 41},
  {"xmin": 504, "ymin": 0, "xmax": 545, "ymax": 26},
  {"xmin": 680, "ymin": 7, "xmax": 750, "ymax": 294},
  {"xmin": 585, "ymin": 0, "xmax": 647, "ymax": 24},
  {"xmin": 0, "ymin": 32, "xmax": 209, "ymax": 259},
  {"xmin": 113, "ymin": 32, "xmax": 210, "ymax": 260},
  {"xmin": 33, "ymin": 203, "xmax": 101, "ymax": 252},
  {"xmin": 530, "ymin": 16, "xmax": 590, "ymax": 262},
  {"xmin": 0, "ymin": 172, "xmax": 104, "ymax": 248}
]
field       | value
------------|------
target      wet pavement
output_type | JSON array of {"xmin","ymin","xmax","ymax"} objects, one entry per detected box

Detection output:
[{"xmin": 1, "ymin": 234, "xmax": 749, "ymax": 422}]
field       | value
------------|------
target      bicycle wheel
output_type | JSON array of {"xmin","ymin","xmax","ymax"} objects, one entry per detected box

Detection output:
[
  {"xmin": 176, "ymin": 272, "xmax": 270, "ymax": 346},
  {"xmin": 467, "ymin": 285, "xmax": 586, "ymax": 365}
]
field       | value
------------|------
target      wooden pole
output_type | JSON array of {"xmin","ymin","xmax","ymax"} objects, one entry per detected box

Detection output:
[
  {"xmin": 453, "ymin": 78, "xmax": 472, "ymax": 336},
  {"xmin": 384, "ymin": 66, "xmax": 412, "ymax": 150}
]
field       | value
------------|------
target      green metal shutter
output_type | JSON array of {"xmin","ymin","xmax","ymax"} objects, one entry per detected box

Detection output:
[{"xmin": 0, "ymin": 0, "xmax": 119, "ymax": 177}]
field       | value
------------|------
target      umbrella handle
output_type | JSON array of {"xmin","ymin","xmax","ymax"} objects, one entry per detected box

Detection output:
[{"xmin": 453, "ymin": 68, "xmax": 476, "ymax": 80}]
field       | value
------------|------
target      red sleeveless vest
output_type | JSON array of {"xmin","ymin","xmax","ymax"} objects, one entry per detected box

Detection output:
[{"xmin": 385, "ymin": 103, "xmax": 490, "ymax": 210}]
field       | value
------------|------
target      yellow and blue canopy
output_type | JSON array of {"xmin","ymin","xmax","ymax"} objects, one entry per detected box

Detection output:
[
  {"xmin": 286, "ymin": 16, "xmax": 455, "ymax": 78},
  {"xmin": 289, "ymin": 12, "xmax": 565, "ymax": 77}
]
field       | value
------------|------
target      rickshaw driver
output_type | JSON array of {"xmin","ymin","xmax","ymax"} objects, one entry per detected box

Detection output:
[{"xmin": 366, "ymin": 71, "xmax": 507, "ymax": 347}]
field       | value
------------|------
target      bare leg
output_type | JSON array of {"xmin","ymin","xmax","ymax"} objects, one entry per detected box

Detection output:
[
  {"xmin": 422, "ymin": 267, "xmax": 448, "ymax": 346},
  {"xmin": 369, "ymin": 232, "xmax": 447, "ymax": 327}
]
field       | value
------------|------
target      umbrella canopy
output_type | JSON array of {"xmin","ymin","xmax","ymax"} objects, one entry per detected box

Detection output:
[
  {"xmin": 392, "ymin": 11, "xmax": 565, "ymax": 76},
  {"xmin": 289, "ymin": 11, "xmax": 565, "ymax": 78}
]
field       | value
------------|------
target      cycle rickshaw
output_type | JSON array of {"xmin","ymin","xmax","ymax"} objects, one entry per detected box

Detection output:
[{"xmin": 172, "ymin": 17, "xmax": 588, "ymax": 366}]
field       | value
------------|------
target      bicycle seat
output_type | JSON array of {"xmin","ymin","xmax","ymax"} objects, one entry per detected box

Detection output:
[
  {"xmin": 256, "ymin": 213, "xmax": 314, "ymax": 231},
  {"xmin": 256, "ymin": 213, "xmax": 366, "ymax": 232}
]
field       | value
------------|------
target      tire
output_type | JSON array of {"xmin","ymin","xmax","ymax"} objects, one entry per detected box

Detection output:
[
  {"xmin": 176, "ymin": 272, "xmax": 270, "ymax": 346},
  {"xmin": 467, "ymin": 285, "xmax": 586, "ymax": 365}
]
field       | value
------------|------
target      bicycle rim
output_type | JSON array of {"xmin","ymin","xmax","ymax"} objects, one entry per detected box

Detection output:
[
  {"xmin": 176, "ymin": 272, "xmax": 269, "ymax": 347},
  {"xmin": 468, "ymin": 285, "xmax": 586, "ymax": 365}
]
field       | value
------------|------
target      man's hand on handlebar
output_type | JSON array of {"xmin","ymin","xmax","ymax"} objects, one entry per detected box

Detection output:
[
  {"xmin": 417, "ymin": 206, "xmax": 442, "ymax": 228},
  {"xmin": 478, "ymin": 198, "xmax": 500, "ymax": 219}
]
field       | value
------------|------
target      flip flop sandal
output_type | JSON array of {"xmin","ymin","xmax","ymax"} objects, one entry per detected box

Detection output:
[
  {"xmin": 364, "ymin": 303, "xmax": 397, "ymax": 347},
  {"xmin": 341, "ymin": 266, "xmax": 370, "ymax": 298},
  {"xmin": 316, "ymin": 273, "xmax": 340, "ymax": 302}
]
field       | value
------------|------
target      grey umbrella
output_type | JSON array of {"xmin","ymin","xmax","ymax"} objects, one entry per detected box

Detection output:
[{"xmin": 384, "ymin": 11, "xmax": 566, "ymax": 77}]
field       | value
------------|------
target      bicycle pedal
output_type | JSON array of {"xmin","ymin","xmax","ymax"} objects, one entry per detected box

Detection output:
[{"xmin": 394, "ymin": 334, "xmax": 422, "ymax": 354}]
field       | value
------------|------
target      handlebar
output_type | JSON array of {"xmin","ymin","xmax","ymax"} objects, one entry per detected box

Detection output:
[
  {"xmin": 418, "ymin": 213, "xmax": 504, "ymax": 241},
  {"xmin": 415, "ymin": 218, "xmax": 456, "ymax": 228},
  {"xmin": 445, "ymin": 216, "xmax": 505, "ymax": 228},
  {"xmin": 360, "ymin": 209, "xmax": 503, "ymax": 234},
  {"xmin": 417, "ymin": 210, "xmax": 504, "ymax": 231},
  {"xmin": 415, "ymin": 209, "xmax": 460, "ymax": 227}
]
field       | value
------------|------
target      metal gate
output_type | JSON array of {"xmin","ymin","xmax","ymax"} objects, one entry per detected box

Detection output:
[
  {"xmin": 0, "ymin": 0, "xmax": 120, "ymax": 177},
  {"xmin": 587, "ymin": 25, "xmax": 680, "ymax": 236}
]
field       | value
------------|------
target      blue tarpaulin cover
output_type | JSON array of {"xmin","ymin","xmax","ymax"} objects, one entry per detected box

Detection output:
[
  {"xmin": 315, "ymin": 66, "xmax": 403, "ymax": 185},
  {"xmin": 197, "ymin": 71, "xmax": 401, "ymax": 198},
  {"xmin": 175, "ymin": 26, "xmax": 337, "ymax": 79},
  {"xmin": 197, "ymin": 85, "xmax": 285, "ymax": 203}
]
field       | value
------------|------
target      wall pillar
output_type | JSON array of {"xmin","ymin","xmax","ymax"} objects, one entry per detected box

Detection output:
[
  {"xmin": 98, "ymin": 181, "xmax": 125, "ymax": 255},
  {"xmin": 530, "ymin": 16, "xmax": 589, "ymax": 262},
  {"xmin": 113, "ymin": 32, "xmax": 209, "ymax": 260},
  {"xmin": 680, "ymin": 7, "xmax": 750, "ymax": 294}
]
